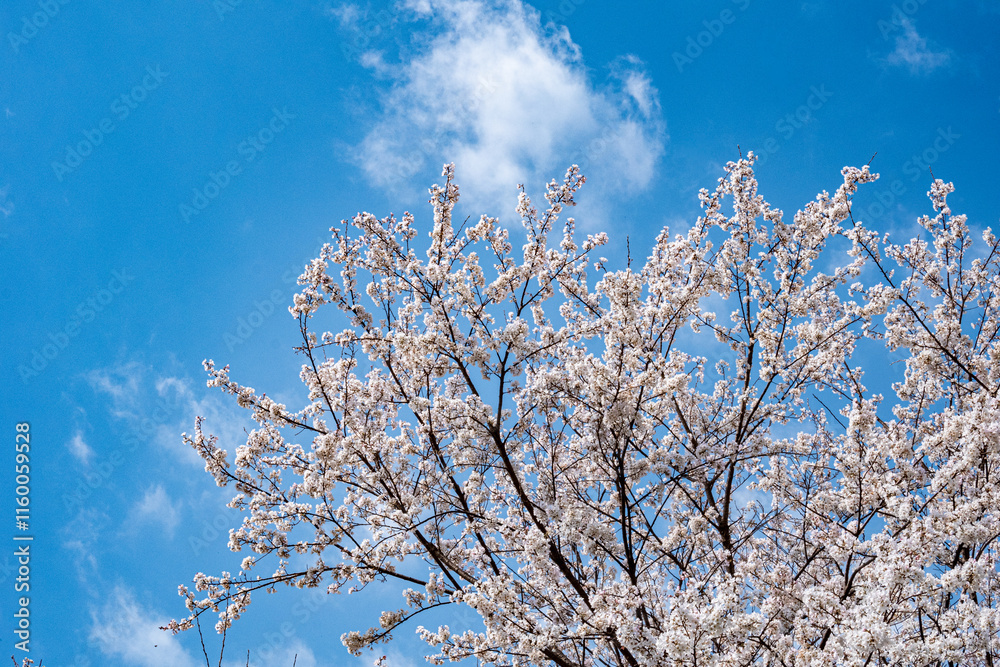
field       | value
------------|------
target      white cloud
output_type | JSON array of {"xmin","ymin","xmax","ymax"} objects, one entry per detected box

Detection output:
[
  {"xmin": 0, "ymin": 184, "xmax": 13, "ymax": 217},
  {"xmin": 886, "ymin": 17, "xmax": 952, "ymax": 74},
  {"xmin": 87, "ymin": 360, "xmax": 145, "ymax": 417},
  {"xmin": 67, "ymin": 430, "xmax": 94, "ymax": 465},
  {"xmin": 352, "ymin": 0, "xmax": 665, "ymax": 218},
  {"xmin": 62, "ymin": 508, "xmax": 105, "ymax": 588},
  {"xmin": 88, "ymin": 360, "xmax": 249, "ymax": 467},
  {"xmin": 89, "ymin": 587, "xmax": 198, "ymax": 667},
  {"xmin": 328, "ymin": 2, "xmax": 364, "ymax": 27},
  {"xmin": 129, "ymin": 484, "xmax": 182, "ymax": 538}
]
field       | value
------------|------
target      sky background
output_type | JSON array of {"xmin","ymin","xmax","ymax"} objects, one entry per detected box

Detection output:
[{"xmin": 2, "ymin": 0, "xmax": 999, "ymax": 664}]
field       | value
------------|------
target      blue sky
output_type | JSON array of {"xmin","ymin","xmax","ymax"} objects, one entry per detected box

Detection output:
[{"xmin": 2, "ymin": 0, "xmax": 999, "ymax": 664}]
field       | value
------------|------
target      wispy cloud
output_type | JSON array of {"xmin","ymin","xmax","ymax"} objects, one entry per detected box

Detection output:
[
  {"xmin": 328, "ymin": 2, "xmax": 364, "ymax": 27},
  {"xmin": 0, "ymin": 184, "xmax": 13, "ymax": 217},
  {"xmin": 88, "ymin": 360, "xmax": 248, "ymax": 466},
  {"xmin": 67, "ymin": 430, "xmax": 95, "ymax": 465},
  {"xmin": 350, "ymin": 0, "xmax": 665, "ymax": 217},
  {"xmin": 62, "ymin": 507, "xmax": 105, "ymax": 587},
  {"xmin": 87, "ymin": 360, "xmax": 145, "ymax": 417},
  {"xmin": 886, "ymin": 17, "xmax": 952, "ymax": 74},
  {"xmin": 128, "ymin": 484, "xmax": 182, "ymax": 538},
  {"xmin": 89, "ymin": 586, "xmax": 198, "ymax": 667}
]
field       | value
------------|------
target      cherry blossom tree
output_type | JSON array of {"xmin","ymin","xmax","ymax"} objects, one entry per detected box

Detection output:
[{"xmin": 167, "ymin": 157, "xmax": 1000, "ymax": 666}]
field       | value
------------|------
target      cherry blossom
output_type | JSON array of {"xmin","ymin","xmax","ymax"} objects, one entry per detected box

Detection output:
[{"xmin": 167, "ymin": 158, "xmax": 1000, "ymax": 666}]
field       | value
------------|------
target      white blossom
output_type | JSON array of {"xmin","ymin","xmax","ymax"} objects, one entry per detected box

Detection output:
[{"xmin": 166, "ymin": 160, "xmax": 1000, "ymax": 666}]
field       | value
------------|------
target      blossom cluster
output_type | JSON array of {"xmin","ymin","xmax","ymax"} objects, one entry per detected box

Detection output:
[{"xmin": 168, "ymin": 159, "xmax": 1000, "ymax": 666}]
